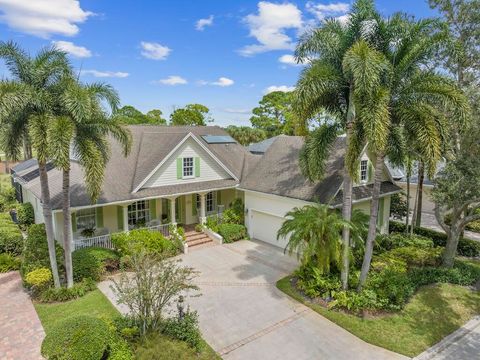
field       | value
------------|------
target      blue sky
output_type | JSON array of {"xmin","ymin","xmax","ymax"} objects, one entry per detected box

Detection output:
[{"xmin": 0, "ymin": 0, "xmax": 439, "ymax": 126}]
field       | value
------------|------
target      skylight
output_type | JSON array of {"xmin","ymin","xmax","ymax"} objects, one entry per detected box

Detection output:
[{"xmin": 202, "ymin": 135, "xmax": 237, "ymax": 144}]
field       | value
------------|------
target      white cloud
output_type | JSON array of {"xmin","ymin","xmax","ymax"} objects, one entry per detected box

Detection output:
[
  {"xmin": 0, "ymin": 0, "xmax": 93, "ymax": 38},
  {"xmin": 212, "ymin": 77, "xmax": 234, "ymax": 87},
  {"xmin": 140, "ymin": 41, "xmax": 171, "ymax": 60},
  {"xmin": 264, "ymin": 85, "xmax": 295, "ymax": 94},
  {"xmin": 155, "ymin": 75, "xmax": 187, "ymax": 85},
  {"xmin": 52, "ymin": 40, "xmax": 91, "ymax": 58},
  {"xmin": 81, "ymin": 70, "xmax": 129, "ymax": 78},
  {"xmin": 196, "ymin": 15, "xmax": 214, "ymax": 31},
  {"xmin": 306, "ymin": 2, "xmax": 349, "ymax": 21},
  {"xmin": 239, "ymin": 1, "xmax": 303, "ymax": 56},
  {"xmin": 278, "ymin": 54, "xmax": 302, "ymax": 66},
  {"xmin": 199, "ymin": 77, "xmax": 234, "ymax": 87}
]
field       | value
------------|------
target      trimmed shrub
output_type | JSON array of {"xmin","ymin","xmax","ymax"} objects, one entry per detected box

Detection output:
[
  {"xmin": 0, "ymin": 212, "xmax": 23, "ymax": 255},
  {"xmin": 41, "ymin": 316, "xmax": 112, "ymax": 360},
  {"xmin": 17, "ymin": 202, "xmax": 34, "ymax": 228},
  {"xmin": 21, "ymin": 224, "xmax": 64, "ymax": 277},
  {"xmin": 0, "ymin": 253, "xmax": 20, "ymax": 272},
  {"xmin": 38, "ymin": 278, "xmax": 97, "ymax": 303},
  {"xmin": 0, "ymin": 187, "xmax": 16, "ymax": 212},
  {"xmin": 389, "ymin": 221, "xmax": 480, "ymax": 257},
  {"xmin": 25, "ymin": 267, "xmax": 52, "ymax": 292},
  {"xmin": 161, "ymin": 311, "xmax": 203, "ymax": 352},
  {"xmin": 377, "ymin": 247, "xmax": 442, "ymax": 269},
  {"xmin": 136, "ymin": 334, "xmax": 202, "ymax": 360},
  {"xmin": 72, "ymin": 247, "xmax": 120, "ymax": 282},
  {"xmin": 375, "ymin": 233, "xmax": 434, "ymax": 254},
  {"xmin": 217, "ymin": 223, "xmax": 247, "ymax": 243},
  {"xmin": 111, "ymin": 229, "xmax": 178, "ymax": 256}
]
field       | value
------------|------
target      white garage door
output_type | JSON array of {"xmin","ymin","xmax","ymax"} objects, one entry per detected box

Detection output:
[{"xmin": 250, "ymin": 210, "xmax": 289, "ymax": 249}]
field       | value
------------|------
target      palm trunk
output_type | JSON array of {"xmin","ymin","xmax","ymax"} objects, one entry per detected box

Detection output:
[
  {"xmin": 357, "ymin": 153, "xmax": 384, "ymax": 291},
  {"xmin": 415, "ymin": 161, "xmax": 424, "ymax": 227},
  {"xmin": 405, "ymin": 173, "xmax": 410, "ymax": 233},
  {"xmin": 340, "ymin": 88, "xmax": 355, "ymax": 291},
  {"xmin": 62, "ymin": 169, "xmax": 73, "ymax": 288},
  {"xmin": 410, "ymin": 176, "xmax": 420, "ymax": 235},
  {"xmin": 38, "ymin": 160, "xmax": 61, "ymax": 288}
]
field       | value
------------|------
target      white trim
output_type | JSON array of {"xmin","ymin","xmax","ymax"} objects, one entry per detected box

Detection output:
[
  {"xmin": 132, "ymin": 132, "xmax": 238, "ymax": 193},
  {"xmin": 52, "ymin": 184, "xmax": 239, "ymax": 213},
  {"xmin": 239, "ymin": 188, "xmax": 314, "ymax": 207},
  {"xmin": 250, "ymin": 208, "xmax": 286, "ymax": 220},
  {"xmin": 182, "ymin": 156, "xmax": 195, "ymax": 179}
]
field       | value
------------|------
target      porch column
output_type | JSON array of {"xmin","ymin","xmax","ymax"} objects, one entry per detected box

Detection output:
[
  {"xmin": 169, "ymin": 197, "xmax": 177, "ymax": 225},
  {"xmin": 122, "ymin": 205, "xmax": 129, "ymax": 232},
  {"xmin": 199, "ymin": 193, "xmax": 206, "ymax": 224}
]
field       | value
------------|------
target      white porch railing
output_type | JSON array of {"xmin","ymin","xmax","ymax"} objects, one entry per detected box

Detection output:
[
  {"xmin": 73, "ymin": 223, "xmax": 172, "ymax": 250},
  {"xmin": 144, "ymin": 223, "xmax": 170, "ymax": 237},
  {"xmin": 74, "ymin": 233, "xmax": 113, "ymax": 250}
]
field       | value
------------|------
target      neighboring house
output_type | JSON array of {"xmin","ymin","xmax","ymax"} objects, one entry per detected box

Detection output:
[{"xmin": 11, "ymin": 126, "xmax": 401, "ymax": 251}]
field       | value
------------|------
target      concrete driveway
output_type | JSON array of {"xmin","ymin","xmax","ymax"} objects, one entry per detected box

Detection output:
[{"xmin": 100, "ymin": 240, "xmax": 408, "ymax": 359}]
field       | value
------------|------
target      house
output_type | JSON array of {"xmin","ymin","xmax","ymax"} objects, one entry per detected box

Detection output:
[{"xmin": 11, "ymin": 125, "xmax": 401, "ymax": 250}]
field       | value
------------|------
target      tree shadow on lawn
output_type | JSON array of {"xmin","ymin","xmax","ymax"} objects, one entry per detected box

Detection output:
[{"xmin": 403, "ymin": 284, "xmax": 480, "ymax": 347}]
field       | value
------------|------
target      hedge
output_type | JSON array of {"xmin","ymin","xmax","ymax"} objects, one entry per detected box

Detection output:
[
  {"xmin": 111, "ymin": 229, "xmax": 178, "ymax": 256},
  {"xmin": 0, "ymin": 212, "xmax": 23, "ymax": 255},
  {"xmin": 0, "ymin": 253, "xmax": 20, "ymax": 273},
  {"xmin": 17, "ymin": 202, "xmax": 35, "ymax": 228},
  {"xmin": 72, "ymin": 247, "xmax": 120, "ymax": 282},
  {"xmin": 389, "ymin": 221, "xmax": 480, "ymax": 257},
  {"xmin": 217, "ymin": 223, "xmax": 247, "ymax": 243},
  {"xmin": 21, "ymin": 224, "xmax": 64, "ymax": 277}
]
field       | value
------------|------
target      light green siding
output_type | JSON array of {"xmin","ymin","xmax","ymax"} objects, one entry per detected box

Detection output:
[
  {"xmin": 149, "ymin": 199, "xmax": 157, "ymax": 219},
  {"xmin": 117, "ymin": 206, "xmax": 124, "ymax": 230},
  {"xmin": 96, "ymin": 207, "xmax": 104, "ymax": 228}
]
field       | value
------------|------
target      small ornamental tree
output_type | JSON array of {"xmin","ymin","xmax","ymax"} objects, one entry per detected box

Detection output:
[
  {"xmin": 432, "ymin": 126, "xmax": 480, "ymax": 267},
  {"xmin": 111, "ymin": 251, "xmax": 199, "ymax": 335}
]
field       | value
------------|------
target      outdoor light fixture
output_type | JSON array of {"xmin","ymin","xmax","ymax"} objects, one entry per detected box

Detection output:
[{"xmin": 177, "ymin": 295, "xmax": 185, "ymax": 319}]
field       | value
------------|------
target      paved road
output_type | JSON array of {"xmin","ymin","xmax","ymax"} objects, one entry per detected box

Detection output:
[
  {"xmin": 0, "ymin": 272, "xmax": 44, "ymax": 360},
  {"xmin": 100, "ymin": 240, "xmax": 407, "ymax": 360},
  {"xmin": 420, "ymin": 213, "xmax": 480, "ymax": 242}
]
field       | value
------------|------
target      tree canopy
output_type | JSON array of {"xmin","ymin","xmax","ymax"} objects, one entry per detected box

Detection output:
[
  {"xmin": 250, "ymin": 91, "xmax": 297, "ymax": 136},
  {"xmin": 169, "ymin": 104, "xmax": 212, "ymax": 126},
  {"xmin": 225, "ymin": 126, "xmax": 266, "ymax": 146},
  {"xmin": 115, "ymin": 105, "xmax": 166, "ymax": 125}
]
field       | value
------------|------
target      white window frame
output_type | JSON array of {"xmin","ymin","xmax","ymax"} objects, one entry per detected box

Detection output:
[
  {"xmin": 128, "ymin": 200, "xmax": 150, "ymax": 227},
  {"xmin": 360, "ymin": 159, "xmax": 368, "ymax": 182},
  {"xmin": 76, "ymin": 208, "xmax": 96, "ymax": 232},
  {"xmin": 182, "ymin": 157, "xmax": 194, "ymax": 179}
]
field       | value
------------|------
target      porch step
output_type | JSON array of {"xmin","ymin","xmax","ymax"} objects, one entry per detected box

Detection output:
[{"xmin": 185, "ymin": 231, "xmax": 214, "ymax": 248}]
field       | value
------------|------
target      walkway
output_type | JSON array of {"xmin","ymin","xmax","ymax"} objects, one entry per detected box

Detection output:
[
  {"xmin": 420, "ymin": 213, "xmax": 480, "ymax": 242},
  {"xmin": 99, "ymin": 240, "xmax": 407, "ymax": 360},
  {"xmin": 414, "ymin": 316, "xmax": 480, "ymax": 360},
  {"xmin": 0, "ymin": 271, "xmax": 45, "ymax": 360}
]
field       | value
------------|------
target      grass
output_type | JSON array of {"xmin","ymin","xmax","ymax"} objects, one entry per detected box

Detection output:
[
  {"xmin": 35, "ymin": 288, "xmax": 220, "ymax": 359},
  {"xmin": 34, "ymin": 289, "xmax": 119, "ymax": 334},
  {"xmin": 277, "ymin": 277, "xmax": 480, "ymax": 357}
]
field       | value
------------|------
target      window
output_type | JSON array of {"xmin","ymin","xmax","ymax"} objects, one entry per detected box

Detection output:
[
  {"xmin": 360, "ymin": 160, "xmax": 368, "ymax": 182},
  {"xmin": 183, "ymin": 157, "xmax": 194, "ymax": 178},
  {"xmin": 196, "ymin": 192, "xmax": 217, "ymax": 214},
  {"xmin": 76, "ymin": 208, "xmax": 96, "ymax": 231},
  {"xmin": 128, "ymin": 200, "xmax": 150, "ymax": 227}
]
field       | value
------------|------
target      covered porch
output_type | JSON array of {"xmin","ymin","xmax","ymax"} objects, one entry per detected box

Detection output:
[{"xmin": 53, "ymin": 187, "xmax": 241, "ymax": 250}]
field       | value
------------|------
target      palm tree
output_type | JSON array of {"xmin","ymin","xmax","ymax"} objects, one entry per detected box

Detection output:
[
  {"xmin": 277, "ymin": 204, "xmax": 351, "ymax": 274},
  {"xmin": 294, "ymin": 0, "xmax": 384, "ymax": 290},
  {"xmin": 48, "ymin": 78, "xmax": 131, "ymax": 287},
  {"xmin": 0, "ymin": 42, "xmax": 72, "ymax": 288},
  {"xmin": 355, "ymin": 16, "xmax": 468, "ymax": 289}
]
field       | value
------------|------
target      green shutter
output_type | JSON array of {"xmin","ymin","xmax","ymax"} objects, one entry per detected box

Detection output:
[
  {"xmin": 378, "ymin": 198, "xmax": 385, "ymax": 227},
  {"xmin": 149, "ymin": 199, "xmax": 157, "ymax": 219},
  {"xmin": 192, "ymin": 194, "xmax": 197, "ymax": 216},
  {"xmin": 195, "ymin": 157, "xmax": 200, "ymax": 177},
  {"xmin": 96, "ymin": 207, "xmax": 104, "ymax": 228},
  {"xmin": 117, "ymin": 206, "xmax": 124, "ymax": 230},
  {"xmin": 217, "ymin": 191, "xmax": 222, "ymax": 206},
  {"xmin": 177, "ymin": 158, "xmax": 182, "ymax": 179},
  {"xmin": 71, "ymin": 213, "xmax": 77, "ymax": 233},
  {"xmin": 367, "ymin": 160, "xmax": 374, "ymax": 182}
]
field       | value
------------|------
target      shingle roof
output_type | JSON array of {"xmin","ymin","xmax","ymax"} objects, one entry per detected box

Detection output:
[
  {"xmin": 241, "ymin": 135, "xmax": 346, "ymax": 203},
  {"xmin": 19, "ymin": 125, "xmax": 249, "ymax": 209},
  {"xmin": 331, "ymin": 181, "xmax": 402, "ymax": 207},
  {"xmin": 241, "ymin": 135, "xmax": 401, "ymax": 204},
  {"xmin": 247, "ymin": 136, "xmax": 279, "ymax": 154}
]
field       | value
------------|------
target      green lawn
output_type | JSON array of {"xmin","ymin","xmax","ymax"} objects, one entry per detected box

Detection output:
[
  {"xmin": 35, "ymin": 288, "xmax": 220, "ymax": 359},
  {"xmin": 34, "ymin": 289, "xmax": 119, "ymax": 334},
  {"xmin": 277, "ymin": 277, "xmax": 480, "ymax": 357}
]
